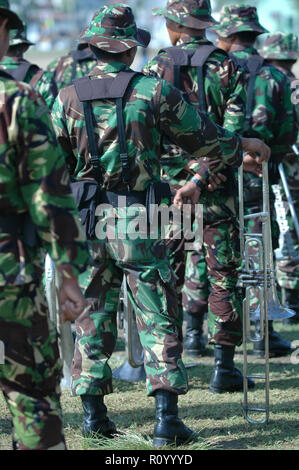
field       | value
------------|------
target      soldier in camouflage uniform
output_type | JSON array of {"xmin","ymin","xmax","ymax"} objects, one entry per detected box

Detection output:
[
  {"xmin": 142, "ymin": 0, "xmax": 254, "ymax": 393},
  {"xmin": 52, "ymin": 3, "xmax": 269, "ymax": 446},
  {"xmin": 211, "ymin": 4, "xmax": 298, "ymax": 357},
  {"xmin": 46, "ymin": 39, "xmax": 97, "ymax": 92},
  {"xmin": 0, "ymin": 20, "xmax": 58, "ymax": 110},
  {"xmin": 260, "ymin": 33, "xmax": 299, "ymax": 323},
  {"xmin": 0, "ymin": 0, "xmax": 90, "ymax": 450}
]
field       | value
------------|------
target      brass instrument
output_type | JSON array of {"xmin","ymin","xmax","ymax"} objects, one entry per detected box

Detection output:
[
  {"xmin": 238, "ymin": 161, "xmax": 295, "ymax": 424},
  {"xmin": 113, "ymin": 278, "xmax": 146, "ymax": 382},
  {"xmin": 44, "ymin": 254, "xmax": 75, "ymax": 389}
]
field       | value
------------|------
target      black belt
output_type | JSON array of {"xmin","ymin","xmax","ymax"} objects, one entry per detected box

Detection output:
[
  {"xmin": 0, "ymin": 213, "xmax": 37, "ymax": 247},
  {"xmin": 99, "ymin": 190, "xmax": 146, "ymax": 208},
  {"xmin": 0, "ymin": 214, "xmax": 25, "ymax": 234}
]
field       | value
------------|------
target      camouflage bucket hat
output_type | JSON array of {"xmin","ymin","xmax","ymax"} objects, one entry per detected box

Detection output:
[
  {"xmin": 9, "ymin": 23, "xmax": 35, "ymax": 47},
  {"xmin": 0, "ymin": 0, "xmax": 23, "ymax": 30},
  {"xmin": 210, "ymin": 4, "xmax": 269, "ymax": 38},
  {"xmin": 152, "ymin": 0, "xmax": 218, "ymax": 30},
  {"xmin": 79, "ymin": 3, "xmax": 151, "ymax": 53},
  {"xmin": 260, "ymin": 33, "xmax": 299, "ymax": 60}
]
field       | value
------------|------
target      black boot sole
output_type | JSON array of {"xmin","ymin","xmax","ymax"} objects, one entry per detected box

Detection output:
[
  {"xmin": 253, "ymin": 349, "xmax": 293, "ymax": 358},
  {"xmin": 153, "ymin": 432, "xmax": 197, "ymax": 448},
  {"xmin": 209, "ymin": 381, "xmax": 255, "ymax": 394}
]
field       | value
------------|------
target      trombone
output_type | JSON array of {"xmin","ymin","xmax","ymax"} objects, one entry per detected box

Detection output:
[
  {"xmin": 238, "ymin": 161, "xmax": 295, "ymax": 425},
  {"xmin": 113, "ymin": 277, "xmax": 146, "ymax": 382}
]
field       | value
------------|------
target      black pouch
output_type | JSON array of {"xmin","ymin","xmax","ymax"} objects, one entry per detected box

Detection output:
[{"xmin": 71, "ymin": 180, "xmax": 99, "ymax": 239}]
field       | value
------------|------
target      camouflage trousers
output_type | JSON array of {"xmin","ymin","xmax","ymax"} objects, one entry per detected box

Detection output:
[
  {"xmin": 164, "ymin": 178, "xmax": 243, "ymax": 347},
  {"xmin": 71, "ymin": 207, "xmax": 188, "ymax": 398},
  {"xmin": 182, "ymin": 209, "xmax": 243, "ymax": 347},
  {"xmin": 0, "ymin": 282, "xmax": 66, "ymax": 450},
  {"xmin": 275, "ymin": 159, "xmax": 299, "ymax": 292}
]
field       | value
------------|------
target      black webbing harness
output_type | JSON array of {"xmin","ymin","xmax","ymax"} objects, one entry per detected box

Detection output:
[
  {"xmin": 73, "ymin": 70, "xmax": 139, "ymax": 190},
  {"xmin": 69, "ymin": 48, "xmax": 97, "ymax": 82},
  {"xmin": 229, "ymin": 54, "xmax": 265, "ymax": 133},
  {"xmin": 163, "ymin": 45, "xmax": 225, "ymax": 113},
  {"xmin": 5, "ymin": 61, "xmax": 41, "ymax": 83}
]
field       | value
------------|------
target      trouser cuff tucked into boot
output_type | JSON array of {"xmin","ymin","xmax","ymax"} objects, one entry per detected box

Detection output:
[
  {"xmin": 153, "ymin": 390, "xmax": 197, "ymax": 448},
  {"xmin": 81, "ymin": 395, "xmax": 117, "ymax": 438},
  {"xmin": 210, "ymin": 344, "xmax": 255, "ymax": 393}
]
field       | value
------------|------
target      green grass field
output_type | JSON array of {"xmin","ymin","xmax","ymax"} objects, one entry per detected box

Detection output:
[{"xmin": 0, "ymin": 321, "xmax": 298, "ymax": 451}]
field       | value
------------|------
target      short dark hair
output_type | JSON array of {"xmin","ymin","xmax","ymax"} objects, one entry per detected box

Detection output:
[
  {"xmin": 90, "ymin": 45, "xmax": 126, "ymax": 61},
  {"xmin": 234, "ymin": 31, "xmax": 260, "ymax": 45}
]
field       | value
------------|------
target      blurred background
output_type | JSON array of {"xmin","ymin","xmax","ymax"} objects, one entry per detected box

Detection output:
[{"xmin": 9, "ymin": 0, "xmax": 299, "ymax": 73}]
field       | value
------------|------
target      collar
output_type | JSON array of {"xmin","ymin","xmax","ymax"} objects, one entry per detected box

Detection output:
[
  {"xmin": 231, "ymin": 46, "xmax": 259, "ymax": 57},
  {"xmin": 89, "ymin": 61, "xmax": 132, "ymax": 77},
  {"xmin": 1, "ymin": 56, "xmax": 28, "ymax": 66},
  {"xmin": 176, "ymin": 34, "xmax": 210, "ymax": 48}
]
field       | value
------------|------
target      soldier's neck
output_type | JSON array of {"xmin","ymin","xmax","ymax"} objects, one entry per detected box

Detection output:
[{"xmin": 229, "ymin": 42, "xmax": 255, "ymax": 53}]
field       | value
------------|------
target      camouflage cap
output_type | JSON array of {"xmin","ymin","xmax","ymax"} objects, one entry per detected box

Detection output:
[
  {"xmin": 260, "ymin": 33, "xmax": 299, "ymax": 61},
  {"xmin": 209, "ymin": 4, "xmax": 269, "ymax": 38},
  {"xmin": 79, "ymin": 3, "xmax": 150, "ymax": 53},
  {"xmin": 0, "ymin": 0, "xmax": 23, "ymax": 30},
  {"xmin": 152, "ymin": 0, "xmax": 218, "ymax": 30},
  {"xmin": 9, "ymin": 22, "xmax": 35, "ymax": 47}
]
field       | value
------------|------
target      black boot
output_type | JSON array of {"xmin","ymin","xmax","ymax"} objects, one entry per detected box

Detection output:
[
  {"xmin": 253, "ymin": 321, "xmax": 294, "ymax": 357},
  {"xmin": 210, "ymin": 344, "xmax": 255, "ymax": 394},
  {"xmin": 283, "ymin": 289, "xmax": 299, "ymax": 324},
  {"xmin": 153, "ymin": 390, "xmax": 197, "ymax": 448},
  {"xmin": 183, "ymin": 312, "xmax": 207, "ymax": 356},
  {"xmin": 81, "ymin": 395, "xmax": 117, "ymax": 438}
]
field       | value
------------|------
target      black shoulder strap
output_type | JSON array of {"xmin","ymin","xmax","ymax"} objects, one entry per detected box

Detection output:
[
  {"xmin": 0, "ymin": 69, "xmax": 15, "ymax": 80},
  {"xmin": 163, "ymin": 45, "xmax": 221, "ymax": 113},
  {"xmin": 229, "ymin": 54, "xmax": 265, "ymax": 132},
  {"xmin": 243, "ymin": 56, "xmax": 265, "ymax": 133},
  {"xmin": 162, "ymin": 47, "xmax": 194, "ymax": 89},
  {"xmin": 74, "ymin": 71, "xmax": 139, "ymax": 188},
  {"xmin": 6, "ymin": 62, "xmax": 39, "ymax": 82}
]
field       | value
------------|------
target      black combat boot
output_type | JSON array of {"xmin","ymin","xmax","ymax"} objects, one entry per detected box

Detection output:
[
  {"xmin": 81, "ymin": 395, "xmax": 117, "ymax": 438},
  {"xmin": 283, "ymin": 289, "xmax": 299, "ymax": 325},
  {"xmin": 253, "ymin": 321, "xmax": 294, "ymax": 357},
  {"xmin": 209, "ymin": 344, "xmax": 255, "ymax": 393},
  {"xmin": 183, "ymin": 311, "xmax": 207, "ymax": 357},
  {"xmin": 153, "ymin": 390, "xmax": 197, "ymax": 448}
]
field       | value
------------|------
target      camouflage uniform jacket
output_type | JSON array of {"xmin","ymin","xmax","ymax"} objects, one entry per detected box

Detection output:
[
  {"xmin": 52, "ymin": 61, "xmax": 242, "ymax": 190},
  {"xmin": 0, "ymin": 55, "xmax": 58, "ymax": 110},
  {"xmin": 230, "ymin": 46, "xmax": 297, "ymax": 159},
  {"xmin": 46, "ymin": 47, "xmax": 97, "ymax": 92},
  {"xmin": 0, "ymin": 72, "xmax": 90, "ymax": 286},
  {"xmin": 142, "ymin": 35, "xmax": 247, "ymax": 192}
]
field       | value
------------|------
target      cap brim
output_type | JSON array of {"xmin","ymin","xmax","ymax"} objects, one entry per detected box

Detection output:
[
  {"xmin": 79, "ymin": 28, "xmax": 151, "ymax": 53},
  {"xmin": 209, "ymin": 23, "xmax": 269, "ymax": 37},
  {"xmin": 0, "ymin": 8, "xmax": 23, "ymax": 31},
  {"xmin": 152, "ymin": 7, "xmax": 218, "ymax": 29},
  {"xmin": 10, "ymin": 39, "xmax": 35, "ymax": 47},
  {"xmin": 261, "ymin": 51, "xmax": 299, "ymax": 60}
]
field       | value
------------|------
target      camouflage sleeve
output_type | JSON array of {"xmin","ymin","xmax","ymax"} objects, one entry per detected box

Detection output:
[
  {"xmin": 51, "ymin": 92, "xmax": 78, "ymax": 174},
  {"xmin": 16, "ymin": 86, "xmax": 89, "ymax": 278},
  {"xmin": 219, "ymin": 58, "xmax": 246, "ymax": 134},
  {"xmin": 33, "ymin": 70, "xmax": 59, "ymax": 111},
  {"xmin": 250, "ymin": 69, "xmax": 297, "ymax": 158},
  {"xmin": 157, "ymin": 80, "xmax": 243, "ymax": 181}
]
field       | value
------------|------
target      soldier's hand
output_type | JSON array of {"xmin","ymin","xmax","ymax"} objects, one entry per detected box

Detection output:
[
  {"xmin": 241, "ymin": 137, "xmax": 271, "ymax": 162},
  {"xmin": 207, "ymin": 172, "xmax": 227, "ymax": 191},
  {"xmin": 173, "ymin": 181, "xmax": 202, "ymax": 210},
  {"xmin": 58, "ymin": 278, "xmax": 87, "ymax": 323},
  {"xmin": 243, "ymin": 153, "xmax": 263, "ymax": 177}
]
